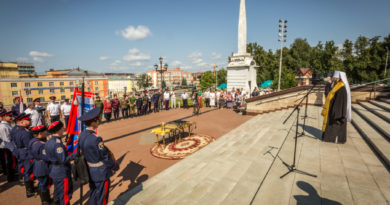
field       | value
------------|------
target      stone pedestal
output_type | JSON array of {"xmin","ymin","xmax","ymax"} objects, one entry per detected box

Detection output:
[{"xmin": 227, "ymin": 53, "xmax": 258, "ymax": 94}]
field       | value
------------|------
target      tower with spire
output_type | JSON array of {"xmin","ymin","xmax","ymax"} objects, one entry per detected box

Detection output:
[{"xmin": 227, "ymin": 0, "xmax": 258, "ymax": 94}]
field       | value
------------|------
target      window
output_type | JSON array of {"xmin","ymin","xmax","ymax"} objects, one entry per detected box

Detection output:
[
  {"xmin": 11, "ymin": 83, "xmax": 17, "ymax": 88},
  {"xmin": 40, "ymin": 97, "xmax": 45, "ymax": 102},
  {"xmin": 25, "ymin": 82, "xmax": 30, "ymax": 87},
  {"xmin": 88, "ymin": 88, "xmax": 91, "ymax": 92},
  {"xmin": 61, "ymin": 96, "xmax": 66, "ymax": 100},
  {"xmin": 39, "ymin": 90, "xmax": 43, "ymax": 94},
  {"xmin": 26, "ymin": 90, "xmax": 31, "ymax": 95},
  {"xmin": 38, "ymin": 82, "xmax": 43, "ymax": 87},
  {"xmin": 49, "ymin": 82, "xmax": 54, "ymax": 86},
  {"xmin": 60, "ymin": 82, "xmax": 64, "ymax": 86},
  {"xmin": 50, "ymin": 89, "xmax": 55, "ymax": 94},
  {"xmin": 69, "ymin": 88, "xmax": 73, "ymax": 92},
  {"xmin": 95, "ymin": 81, "xmax": 98, "ymax": 85},
  {"xmin": 95, "ymin": 87, "xmax": 99, "ymax": 92},
  {"xmin": 12, "ymin": 91, "xmax": 18, "ymax": 96},
  {"xmin": 27, "ymin": 98, "xmax": 32, "ymax": 103},
  {"xmin": 61, "ymin": 89, "xmax": 65, "ymax": 93},
  {"xmin": 69, "ymin": 82, "xmax": 74, "ymax": 86},
  {"xmin": 87, "ymin": 81, "xmax": 90, "ymax": 85}
]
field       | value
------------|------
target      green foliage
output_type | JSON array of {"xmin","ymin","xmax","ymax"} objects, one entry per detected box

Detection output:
[
  {"xmin": 248, "ymin": 33, "xmax": 390, "ymax": 89},
  {"xmin": 181, "ymin": 78, "xmax": 187, "ymax": 86},
  {"xmin": 200, "ymin": 71, "xmax": 216, "ymax": 90},
  {"xmin": 136, "ymin": 74, "xmax": 152, "ymax": 90},
  {"xmin": 217, "ymin": 68, "xmax": 227, "ymax": 85}
]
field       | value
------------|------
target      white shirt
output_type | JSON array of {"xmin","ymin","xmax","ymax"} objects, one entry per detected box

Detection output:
[
  {"xmin": 61, "ymin": 103, "xmax": 71, "ymax": 116},
  {"xmin": 216, "ymin": 91, "xmax": 221, "ymax": 100},
  {"xmin": 210, "ymin": 92, "xmax": 216, "ymax": 99},
  {"xmin": 204, "ymin": 91, "xmax": 210, "ymax": 98},
  {"xmin": 181, "ymin": 93, "xmax": 189, "ymax": 100},
  {"xmin": 47, "ymin": 102, "xmax": 61, "ymax": 116},
  {"xmin": 170, "ymin": 92, "xmax": 176, "ymax": 99},
  {"xmin": 25, "ymin": 108, "xmax": 41, "ymax": 127},
  {"xmin": 164, "ymin": 92, "xmax": 170, "ymax": 100},
  {"xmin": 0, "ymin": 121, "xmax": 12, "ymax": 149}
]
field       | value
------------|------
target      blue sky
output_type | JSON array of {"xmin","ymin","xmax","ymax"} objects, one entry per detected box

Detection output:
[{"xmin": 1, "ymin": 0, "xmax": 389, "ymax": 73}]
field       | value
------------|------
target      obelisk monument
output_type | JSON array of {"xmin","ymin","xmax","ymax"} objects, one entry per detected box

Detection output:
[{"xmin": 227, "ymin": 0, "xmax": 257, "ymax": 94}]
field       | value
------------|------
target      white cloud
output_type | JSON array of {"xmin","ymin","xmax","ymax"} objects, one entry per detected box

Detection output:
[
  {"xmin": 132, "ymin": 62, "xmax": 143, "ymax": 67},
  {"xmin": 123, "ymin": 48, "xmax": 151, "ymax": 62},
  {"xmin": 29, "ymin": 51, "xmax": 53, "ymax": 63},
  {"xmin": 171, "ymin": 60, "xmax": 182, "ymax": 67},
  {"xmin": 210, "ymin": 52, "xmax": 222, "ymax": 60},
  {"xmin": 117, "ymin": 25, "xmax": 152, "ymax": 41},
  {"xmin": 99, "ymin": 56, "xmax": 110, "ymax": 61},
  {"xmin": 188, "ymin": 51, "xmax": 205, "ymax": 66}
]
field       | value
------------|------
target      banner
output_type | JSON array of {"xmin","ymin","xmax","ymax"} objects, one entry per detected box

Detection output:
[{"xmin": 66, "ymin": 87, "xmax": 95, "ymax": 155}]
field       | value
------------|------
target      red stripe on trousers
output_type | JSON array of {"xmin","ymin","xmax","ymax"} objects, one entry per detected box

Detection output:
[
  {"xmin": 20, "ymin": 166, "xmax": 24, "ymax": 174},
  {"xmin": 64, "ymin": 178, "xmax": 69, "ymax": 205},
  {"xmin": 103, "ymin": 179, "xmax": 109, "ymax": 205},
  {"xmin": 12, "ymin": 155, "xmax": 16, "ymax": 169}
]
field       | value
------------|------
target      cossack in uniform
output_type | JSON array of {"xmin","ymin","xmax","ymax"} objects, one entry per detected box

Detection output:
[
  {"xmin": 28, "ymin": 125, "xmax": 52, "ymax": 204},
  {"xmin": 10, "ymin": 113, "xmax": 35, "ymax": 197},
  {"xmin": 44, "ymin": 121, "xmax": 76, "ymax": 205},
  {"xmin": 79, "ymin": 107, "xmax": 119, "ymax": 205}
]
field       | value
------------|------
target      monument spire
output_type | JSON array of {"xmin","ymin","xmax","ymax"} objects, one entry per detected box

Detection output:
[{"xmin": 238, "ymin": 0, "xmax": 247, "ymax": 54}]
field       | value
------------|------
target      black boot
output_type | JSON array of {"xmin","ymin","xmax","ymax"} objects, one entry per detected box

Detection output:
[
  {"xmin": 40, "ymin": 190, "xmax": 51, "ymax": 205},
  {"xmin": 25, "ymin": 181, "xmax": 35, "ymax": 198},
  {"xmin": 51, "ymin": 199, "xmax": 60, "ymax": 205}
]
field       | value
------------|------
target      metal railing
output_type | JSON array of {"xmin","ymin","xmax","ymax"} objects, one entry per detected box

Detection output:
[{"xmin": 351, "ymin": 78, "xmax": 390, "ymax": 99}]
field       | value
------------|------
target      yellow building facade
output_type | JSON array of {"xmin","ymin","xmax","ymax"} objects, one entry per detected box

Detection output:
[
  {"xmin": 0, "ymin": 77, "xmax": 109, "ymax": 107},
  {"xmin": 0, "ymin": 62, "xmax": 19, "ymax": 78}
]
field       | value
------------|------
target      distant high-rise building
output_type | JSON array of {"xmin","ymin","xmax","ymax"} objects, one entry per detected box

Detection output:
[{"xmin": 17, "ymin": 63, "xmax": 35, "ymax": 74}]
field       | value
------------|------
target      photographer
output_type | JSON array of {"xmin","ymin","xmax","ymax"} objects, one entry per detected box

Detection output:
[{"xmin": 33, "ymin": 98, "xmax": 45, "ymax": 126}]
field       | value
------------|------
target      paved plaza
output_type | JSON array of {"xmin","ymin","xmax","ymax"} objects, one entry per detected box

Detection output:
[{"xmin": 0, "ymin": 108, "xmax": 252, "ymax": 205}]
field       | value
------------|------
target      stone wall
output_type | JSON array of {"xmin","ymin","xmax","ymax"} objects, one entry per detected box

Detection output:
[{"xmin": 246, "ymin": 86, "xmax": 390, "ymax": 115}]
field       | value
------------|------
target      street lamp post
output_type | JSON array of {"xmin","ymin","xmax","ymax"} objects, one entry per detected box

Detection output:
[
  {"xmin": 278, "ymin": 19, "xmax": 288, "ymax": 91},
  {"xmin": 154, "ymin": 57, "xmax": 168, "ymax": 89}
]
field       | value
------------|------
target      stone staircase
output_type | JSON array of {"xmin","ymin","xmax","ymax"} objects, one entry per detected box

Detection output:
[
  {"xmin": 351, "ymin": 98, "xmax": 390, "ymax": 168},
  {"xmin": 110, "ymin": 108, "xmax": 296, "ymax": 205},
  {"xmin": 109, "ymin": 99, "xmax": 390, "ymax": 205}
]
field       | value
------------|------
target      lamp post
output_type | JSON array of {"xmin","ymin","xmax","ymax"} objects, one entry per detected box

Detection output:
[
  {"xmin": 278, "ymin": 19, "xmax": 288, "ymax": 91},
  {"xmin": 154, "ymin": 57, "xmax": 168, "ymax": 89}
]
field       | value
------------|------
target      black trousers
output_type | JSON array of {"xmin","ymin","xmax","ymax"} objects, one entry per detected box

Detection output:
[
  {"xmin": 205, "ymin": 98, "xmax": 210, "ymax": 107},
  {"xmin": 121, "ymin": 108, "xmax": 128, "ymax": 118},
  {"xmin": 183, "ymin": 99, "xmax": 188, "ymax": 108},
  {"xmin": 51, "ymin": 115, "xmax": 60, "ymax": 123},
  {"xmin": 153, "ymin": 102, "xmax": 159, "ymax": 112}
]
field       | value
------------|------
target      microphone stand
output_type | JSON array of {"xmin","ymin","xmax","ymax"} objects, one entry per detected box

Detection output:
[{"xmin": 280, "ymin": 85, "xmax": 317, "ymax": 179}]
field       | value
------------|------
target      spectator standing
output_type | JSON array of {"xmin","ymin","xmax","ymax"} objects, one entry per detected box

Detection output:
[
  {"xmin": 103, "ymin": 96, "xmax": 112, "ymax": 122},
  {"xmin": 136, "ymin": 93, "xmax": 143, "ymax": 116},
  {"xmin": 216, "ymin": 89, "xmax": 221, "ymax": 109},
  {"xmin": 129, "ymin": 92, "xmax": 136, "ymax": 117},
  {"xmin": 142, "ymin": 91, "xmax": 148, "ymax": 114},
  {"xmin": 170, "ymin": 90, "xmax": 177, "ymax": 109},
  {"xmin": 34, "ymin": 98, "xmax": 45, "ymax": 126},
  {"xmin": 61, "ymin": 99, "xmax": 71, "ymax": 128},
  {"xmin": 111, "ymin": 94, "xmax": 120, "ymax": 120},
  {"xmin": 325, "ymin": 75, "xmax": 332, "ymax": 97},
  {"xmin": 209, "ymin": 90, "xmax": 216, "ymax": 107},
  {"xmin": 252, "ymin": 87, "xmax": 259, "ymax": 97},
  {"xmin": 120, "ymin": 95, "xmax": 129, "ymax": 118},
  {"xmin": 204, "ymin": 89, "xmax": 210, "ymax": 107},
  {"xmin": 226, "ymin": 92, "xmax": 233, "ymax": 109},
  {"xmin": 152, "ymin": 90, "xmax": 160, "ymax": 112},
  {"xmin": 94, "ymin": 96, "xmax": 104, "ymax": 122},
  {"xmin": 181, "ymin": 91, "xmax": 189, "ymax": 109},
  {"xmin": 159, "ymin": 89, "xmax": 164, "ymax": 111},
  {"xmin": 147, "ymin": 91, "xmax": 152, "ymax": 113},
  {"xmin": 25, "ymin": 103, "xmax": 40, "ymax": 127},
  {"xmin": 163, "ymin": 89, "xmax": 170, "ymax": 110},
  {"xmin": 47, "ymin": 96, "xmax": 61, "ymax": 123},
  {"xmin": 11, "ymin": 97, "xmax": 26, "ymax": 118}
]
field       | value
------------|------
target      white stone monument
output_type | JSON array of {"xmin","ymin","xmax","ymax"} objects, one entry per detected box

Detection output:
[{"xmin": 227, "ymin": 0, "xmax": 257, "ymax": 94}]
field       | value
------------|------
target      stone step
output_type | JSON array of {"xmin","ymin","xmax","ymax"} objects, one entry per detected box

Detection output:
[
  {"xmin": 369, "ymin": 100, "xmax": 390, "ymax": 112},
  {"xmin": 351, "ymin": 111, "xmax": 390, "ymax": 168},
  {"xmin": 359, "ymin": 102, "xmax": 390, "ymax": 123},
  {"xmin": 379, "ymin": 98, "xmax": 390, "ymax": 104},
  {"xmin": 352, "ymin": 104, "xmax": 390, "ymax": 141}
]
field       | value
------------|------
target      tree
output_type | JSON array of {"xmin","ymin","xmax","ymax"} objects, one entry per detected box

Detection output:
[
  {"xmin": 217, "ymin": 68, "xmax": 227, "ymax": 85},
  {"xmin": 136, "ymin": 74, "xmax": 152, "ymax": 90},
  {"xmin": 181, "ymin": 78, "xmax": 187, "ymax": 86},
  {"xmin": 200, "ymin": 71, "xmax": 216, "ymax": 90}
]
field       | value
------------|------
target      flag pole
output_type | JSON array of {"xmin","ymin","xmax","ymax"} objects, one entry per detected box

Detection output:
[{"xmin": 80, "ymin": 76, "xmax": 85, "ymax": 205}]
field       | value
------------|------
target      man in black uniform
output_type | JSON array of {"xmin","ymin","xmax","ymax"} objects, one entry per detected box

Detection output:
[
  {"xmin": 11, "ymin": 113, "xmax": 35, "ymax": 197},
  {"xmin": 79, "ymin": 107, "xmax": 119, "ymax": 204}
]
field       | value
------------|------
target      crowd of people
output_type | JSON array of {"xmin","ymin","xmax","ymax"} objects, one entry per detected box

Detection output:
[
  {"xmin": 0, "ymin": 86, "xmax": 259, "ymax": 204},
  {"xmin": 0, "ymin": 97, "xmax": 117, "ymax": 204}
]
